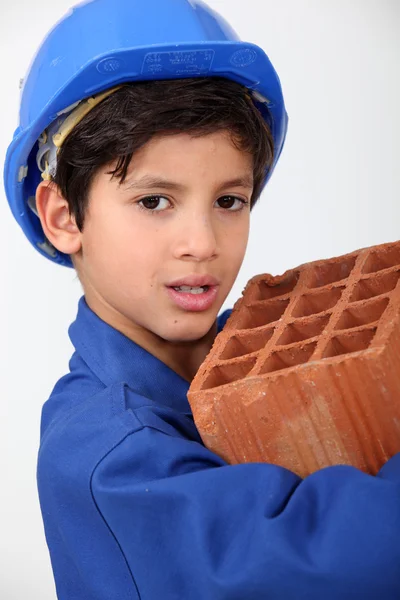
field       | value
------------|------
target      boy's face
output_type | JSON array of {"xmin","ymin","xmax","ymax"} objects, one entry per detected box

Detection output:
[{"xmin": 73, "ymin": 130, "xmax": 253, "ymax": 353}]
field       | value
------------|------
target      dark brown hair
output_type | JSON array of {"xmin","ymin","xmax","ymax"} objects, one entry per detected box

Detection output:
[{"xmin": 51, "ymin": 77, "xmax": 274, "ymax": 231}]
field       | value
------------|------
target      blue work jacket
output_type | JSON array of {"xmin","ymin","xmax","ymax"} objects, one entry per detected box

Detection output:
[{"xmin": 37, "ymin": 295, "xmax": 400, "ymax": 599}]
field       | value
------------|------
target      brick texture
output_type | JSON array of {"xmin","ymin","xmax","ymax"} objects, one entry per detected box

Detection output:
[{"xmin": 188, "ymin": 241, "xmax": 400, "ymax": 477}]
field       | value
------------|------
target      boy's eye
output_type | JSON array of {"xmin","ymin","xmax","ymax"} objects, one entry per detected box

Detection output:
[
  {"xmin": 217, "ymin": 196, "xmax": 248, "ymax": 211},
  {"xmin": 138, "ymin": 196, "xmax": 170, "ymax": 211}
]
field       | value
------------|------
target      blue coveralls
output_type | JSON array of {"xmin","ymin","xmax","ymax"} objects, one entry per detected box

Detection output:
[{"xmin": 37, "ymin": 295, "xmax": 400, "ymax": 599}]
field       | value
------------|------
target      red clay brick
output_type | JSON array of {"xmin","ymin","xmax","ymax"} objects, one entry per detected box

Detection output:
[{"xmin": 188, "ymin": 240, "xmax": 400, "ymax": 477}]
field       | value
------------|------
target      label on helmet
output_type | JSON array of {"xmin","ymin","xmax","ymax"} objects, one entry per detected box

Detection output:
[
  {"xmin": 142, "ymin": 50, "xmax": 215, "ymax": 77},
  {"xmin": 230, "ymin": 49, "xmax": 258, "ymax": 68}
]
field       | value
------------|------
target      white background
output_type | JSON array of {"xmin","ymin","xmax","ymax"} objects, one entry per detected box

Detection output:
[{"xmin": 1, "ymin": 0, "xmax": 399, "ymax": 597}]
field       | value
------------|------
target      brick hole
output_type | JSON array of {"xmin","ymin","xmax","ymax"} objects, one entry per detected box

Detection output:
[
  {"xmin": 292, "ymin": 287, "xmax": 344, "ymax": 318},
  {"xmin": 322, "ymin": 328, "xmax": 377, "ymax": 358},
  {"xmin": 362, "ymin": 246, "xmax": 400, "ymax": 274},
  {"xmin": 307, "ymin": 255, "xmax": 357, "ymax": 288},
  {"xmin": 259, "ymin": 341, "xmax": 317, "ymax": 375},
  {"xmin": 254, "ymin": 270, "xmax": 300, "ymax": 301},
  {"xmin": 350, "ymin": 270, "xmax": 400, "ymax": 301},
  {"xmin": 201, "ymin": 356, "xmax": 257, "ymax": 390},
  {"xmin": 277, "ymin": 314, "xmax": 331, "ymax": 345},
  {"xmin": 235, "ymin": 298, "xmax": 290, "ymax": 330},
  {"xmin": 220, "ymin": 327, "xmax": 275, "ymax": 360},
  {"xmin": 335, "ymin": 297, "xmax": 389, "ymax": 330}
]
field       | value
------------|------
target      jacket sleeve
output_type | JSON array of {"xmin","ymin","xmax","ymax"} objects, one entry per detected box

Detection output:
[{"xmin": 92, "ymin": 402, "xmax": 400, "ymax": 600}]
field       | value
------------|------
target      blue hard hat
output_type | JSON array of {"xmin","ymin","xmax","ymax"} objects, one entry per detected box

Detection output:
[{"xmin": 4, "ymin": 0, "xmax": 288, "ymax": 268}]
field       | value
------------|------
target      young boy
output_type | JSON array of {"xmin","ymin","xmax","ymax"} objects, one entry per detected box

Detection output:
[{"xmin": 4, "ymin": 0, "xmax": 400, "ymax": 598}]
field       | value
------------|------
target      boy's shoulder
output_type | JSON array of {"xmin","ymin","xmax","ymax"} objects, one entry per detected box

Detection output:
[
  {"xmin": 37, "ymin": 362, "xmax": 202, "ymax": 506},
  {"xmin": 38, "ymin": 296, "xmax": 232, "ymax": 489}
]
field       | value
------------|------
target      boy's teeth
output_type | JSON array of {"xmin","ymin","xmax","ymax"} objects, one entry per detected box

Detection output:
[{"xmin": 173, "ymin": 286, "xmax": 207, "ymax": 294}]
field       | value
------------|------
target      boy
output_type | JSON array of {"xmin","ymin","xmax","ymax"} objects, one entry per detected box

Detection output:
[{"xmin": 4, "ymin": 0, "xmax": 400, "ymax": 598}]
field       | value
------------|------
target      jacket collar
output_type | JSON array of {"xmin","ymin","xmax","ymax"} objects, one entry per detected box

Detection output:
[{"xmin": 68, "ymin": 296, "xmax": 231, "ymax": 415}]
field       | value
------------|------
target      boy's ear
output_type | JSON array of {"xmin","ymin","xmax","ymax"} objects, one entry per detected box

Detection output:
[{"xmin": 35, "ymin": 180, "xmax": 82, "ymax": 256}]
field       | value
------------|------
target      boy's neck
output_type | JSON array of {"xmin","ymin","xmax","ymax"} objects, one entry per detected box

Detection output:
[
  {"xmin": 159, "ymin": 321, "xmax": 218, "ymax": 383},
  {"xmin": 84, "ymin": 293, "xmax": 218, "ymax": 384}
]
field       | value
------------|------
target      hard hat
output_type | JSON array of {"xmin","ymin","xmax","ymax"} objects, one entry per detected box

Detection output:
[{"xmin": 4, "ymin": 0, "xmax": 288, "ymax": 268}]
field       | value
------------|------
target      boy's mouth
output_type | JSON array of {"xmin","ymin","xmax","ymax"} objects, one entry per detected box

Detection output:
[
  {"xmin": 165, "ymin": 274, "xmax": 220, "ymax": 310},
  {"xmin": 167, "ymin": 274, "xmax": 220, "ymax": 288},
  {"xmin": 165, "ymin": 285, "xmax": 219, "ymax": 312},
  {"xmin": 171, "ymin": 285, "xmax": 210, "ymax": 294}
]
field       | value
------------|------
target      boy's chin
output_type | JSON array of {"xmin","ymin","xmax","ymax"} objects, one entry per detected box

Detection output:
[{"xmin": 160, "ymin": 318, "xmax": 218, "ymax": 345}]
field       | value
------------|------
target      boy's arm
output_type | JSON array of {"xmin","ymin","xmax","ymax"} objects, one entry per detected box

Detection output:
[{"xmin": 92, "ymin": 400, "xmax": 400, "ymax": 600}]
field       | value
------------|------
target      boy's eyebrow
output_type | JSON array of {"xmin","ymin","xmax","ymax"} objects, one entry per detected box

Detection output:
[{"xmin": 121, "ymin": 174, "xmax": 254, "ymax": 192}]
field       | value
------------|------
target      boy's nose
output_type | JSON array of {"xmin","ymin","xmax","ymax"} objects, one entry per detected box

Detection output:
[{"xmin": 173, "ymin": 214, "xmax": 219, "ymax": 262}]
